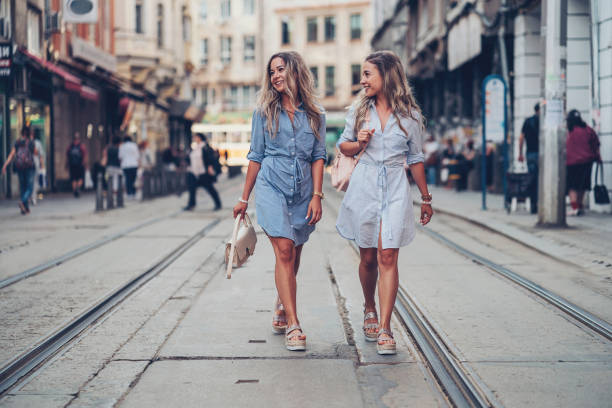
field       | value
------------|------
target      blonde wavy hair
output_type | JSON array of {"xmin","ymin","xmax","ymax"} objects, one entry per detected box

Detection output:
[
  {"xmin": 352, "ymin": 51, "xmax": 424, "ymax": 138},
  {"xmin": 256, "ymin": 51, "xmax": 323, "ymax": 140}
]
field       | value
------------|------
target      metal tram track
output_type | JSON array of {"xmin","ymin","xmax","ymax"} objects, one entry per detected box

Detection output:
[
  {"xmin": 0, "ymin": 218, "xmax": 221, "ymax": 396},
  {"xmin": 419, "ymin": 224, "xmax": 612, "ymax": 341},
  {"xmin": 345, "ymin": 240, "xmax": 493, "ymax": 408}
]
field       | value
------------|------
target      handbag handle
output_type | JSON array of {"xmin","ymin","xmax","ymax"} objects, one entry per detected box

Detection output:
[
  {"xmin": 354, "ymin": 110, "xmax": 372, "ymax": 163},
  {"xmin": 226, "ymin": 213, "xmax": 252, "ymax": 279},
  {"xmin": 595, "ymin": 162, "xmax": 604, "ymax": 184}
]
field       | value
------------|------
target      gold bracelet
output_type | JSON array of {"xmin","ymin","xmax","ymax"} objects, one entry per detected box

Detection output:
[{"xmin": 312, "ymin": 191, "xmax": 325, "ymax": 199}]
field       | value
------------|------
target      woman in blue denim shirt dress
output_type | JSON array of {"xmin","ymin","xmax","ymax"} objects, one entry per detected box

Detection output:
[
  {"xmin": 336, "ymin": 51, "xmax": 434, "ymax": 355},
  {"xmin": 233, "ymin": 52, "xmax": 326, "ymax": 351}
]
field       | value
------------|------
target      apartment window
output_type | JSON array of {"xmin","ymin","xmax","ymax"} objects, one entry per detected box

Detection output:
[
  {"xmin": 242, "ymin": 85, "xmax": 255, "ymax": 108},
  {"xmin": 221, "ymin": 0, "xmax": 231, "ymax": 19},
  {"xmin": 325, "ymin": 66, "xmax": 335, "ymax": 96},
  {"xmin": 281, "ymin": 20, "xmax": 291, "ymax": 45},
  {"xmin": 200, "ymin": 0, "xmax": 207, "ymax": 20},
  {"xmin": 324, "ymin": 16, "xmax": 335, "ymax": 42},
  {"xmin": 221, "ymin": 36, "xmax": 232, "ymax": 64},
  {"xmin": 307, "ymin": 17, "xmax": 317, "ymax": 42},
  {"xmin": 244, "ymin": 35, "xmax": 255, "ymax": 62},
  {"xmin": 182, "ymin": 6, "xmax": 191, "ymax": 41},
  {"xmin": 202, "ymin": 87, "xmax": 208, "ymax": 105},
  {"xmin": 201, "ymin": 38, "xmax": 208, "ymax": 65},
  {"xmin": 157, "ymin": 4, "xmax": 164, "ymax": 48},
  {"xmin": 310, "ymin": 66, "xmax": 318, "ymax": 89},
  {"xmin": 211, "ymin": 88, "xmax": 216, "ymax": 104},
  {"xmin": 351, "ymin": 64, "xmax": 361, "ymax": 95},
  {"xmin": 243, "ymin": 0, "xmax": 254, "ymax": 15},
  {"xmin": 0, "ymin": 0, "xmax": 10, "ymax": 39},
  {"xmin": 135, "ymin": 1, "xmax": 144, "ymax": 33},
  {"xmin": 350, "ymin": 13, "xmax": 361, "ymax": 40},
  {"xmin": 27, "ymin": 8, "xmax": 41, "ymax": 55}
]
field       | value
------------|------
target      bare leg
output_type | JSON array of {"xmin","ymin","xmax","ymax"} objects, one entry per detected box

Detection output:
[
  {"xmin": 273, "ymin": 244, "xmax": 303, "ymax": 330},
  {"xmin": 269, "ymin": 237, "xmax": 304, "ymax": 341},
  {"xmin": 568, "ymin": 189, "xmax": 578, "ymax": 208},
  {"xmin": 377, "ymin": 226, "xmax": 399, "ymax": 346}
]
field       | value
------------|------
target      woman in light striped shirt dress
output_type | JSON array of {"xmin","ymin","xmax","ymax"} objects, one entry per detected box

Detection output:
[{"xmin": 336, "ymin": 51, "xmax": 433, "ymax": 355}]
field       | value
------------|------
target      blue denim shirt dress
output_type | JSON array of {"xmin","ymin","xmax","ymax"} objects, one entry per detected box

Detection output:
[
  {"xmin": 247, "ymin": 107, "xmax": 327, "ymax": 246},
  {"xmin": 336, "ymin": 102, "xmax": 424, "ymax": 249}
]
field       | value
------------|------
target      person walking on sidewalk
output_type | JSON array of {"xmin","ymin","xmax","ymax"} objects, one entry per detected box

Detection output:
[
  {"xmin": 336, "ymin": 51, "xmax": 433, "ymax": 355},
  {"xmin": 566, "ymin": 109, "xmax": 602, "ymax": 216},
  {"xmin": 2, "ymin": 126, "xmax": 39, "ymax": 214},
  {"xmin": 119, "ymin": 135, "xmax": 139, "ymax": 199},
  {"xmin": 233, "ymin": 51, "xmax": 326, "ymax": 352},
  {"xmin": 184, "ymin": 133, "xmax": 222, "ymax": 211},
  {"xmin": 518, "ymin": 103, "xmax": 540, "ymax": 213},
  {"xmin": 67, "ymin": 132, "xmax": 87, "ymax": 198},
  {"xmin": 29, "ymin": 127, "xmax": 45, "ymax": 205},
  {"xmin": 101, "ymin": 135, "xmax": 122, "ymax": 194}
]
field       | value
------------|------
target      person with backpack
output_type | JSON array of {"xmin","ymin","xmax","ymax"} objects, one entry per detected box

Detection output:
[
  {"xmin": 66, "ymin": 132, "xmax": 87, "ymax": 198},
  {"xmin": 2, "ymin": 126, "xmax": 39, "ymax": 214},
  {"xmin": 118, "ymin": 135, "xmax": 139, "ymax": 199},
  {"xmin": 184, "ymin": 133, "xmax": 222, "ymax": 211}
]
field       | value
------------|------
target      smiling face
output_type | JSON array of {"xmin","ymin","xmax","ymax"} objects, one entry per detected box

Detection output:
[
  {"xmin": 361, "ymin": 61, "xmax": 383, "ymax": 98},
  {"xmin": 269, "ymin": 57, "xmax": 288, "ymax": 94}
]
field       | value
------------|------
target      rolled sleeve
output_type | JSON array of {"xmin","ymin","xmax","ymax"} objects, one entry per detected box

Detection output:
[
  {"xmin": 336, "ymin": 106, "xmax": 357, "ymax": 148},
  {"xmin": 406, "ymin": 111, "xmax": 424, "ymax": 165},
  {"xmin": 312, "ymin": 114, "xmax": 327, "ymax": 162},
  {"xmin": 247, "ymin": 110, "xmax": 265, "ymax": 163}
]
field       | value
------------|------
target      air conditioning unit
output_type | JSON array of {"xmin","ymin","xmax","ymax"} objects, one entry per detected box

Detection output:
[
  {"xmin": 46, "ymin": 13, "xmax": 61, "ymax": 34},
  {"xmin": 0, "ymin": 17, "xmax": 11, "ymax": 39}
]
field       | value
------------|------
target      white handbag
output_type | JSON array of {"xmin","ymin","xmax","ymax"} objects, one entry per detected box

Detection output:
[{"xmin": 225, "ymin": 213, "xmax": 257, "ymax": 279}]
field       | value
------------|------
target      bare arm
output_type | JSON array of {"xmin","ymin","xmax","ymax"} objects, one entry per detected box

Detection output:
[
  {"xmin": 408, "ymin": 162, "xmax": 433, "ymax": 225},
  {"xmin": 339, "ymin": 128, "xmax": 374, "ymax": 156},
  {"xmin": 1, "ymin": 148, "xmax": 16, "ymax": 174},
  {"xmin": 307, "ymin": 158, "xmax": 325, "ymax": 225},
  {"xmin": 233, "ymin": 160, "xmax": 261, "ymax": 219},
  {"xmin": 518, "ymin": 132, "xmax": 525, "ymax": 161}
]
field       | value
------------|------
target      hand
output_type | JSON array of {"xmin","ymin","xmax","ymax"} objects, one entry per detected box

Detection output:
[
  {"xmin": 420, "ymin": 203, "xmax": 433, "ymax": 226},
  {"xmin": 357, "ymin": 128, "xmax": 375, "ymax": 147},
  {"xmin": 208, "ymin": 165, "xmax": 215, "ymax": 176},
  {"xmin": 233, "ymin": 201, "xmax": 248, "ymax": 220},
  {"xmin": 306, "ymin": 197, "xmax": 322, "ymax": 225},
  {"xmin": 518, "ymin": 154, "xmax": 524, "ymax": 162}
]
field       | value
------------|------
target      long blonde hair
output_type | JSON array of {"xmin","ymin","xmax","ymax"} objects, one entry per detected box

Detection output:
[
  {"xmin": 257, "ymin": 51, "xmax": 323, "ymax": 140},
  {"xmin": 353, "ymin": 51, "xmax": 423, "ymax": 138}
]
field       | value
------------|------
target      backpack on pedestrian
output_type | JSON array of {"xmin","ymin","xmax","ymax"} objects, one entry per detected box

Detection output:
[
  {"xmin": 68, "ymin": 144, "xmax": 83, "ymax": 167},
  {"xmin": 203, "ymin": 145, "xmax": 222, "ymax": 176},
  {"xmin": 14, "ymin": 140, "xmax": 34, "ymax": 170}
]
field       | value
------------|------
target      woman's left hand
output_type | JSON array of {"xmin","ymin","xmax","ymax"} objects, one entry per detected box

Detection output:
[
  {"xmin": 420, "ymin": 203, "xmax": 433, "ymax": 226},
  {"xmin": 306, "ymin": 197, "xmax": 323, "ymax": 225}
]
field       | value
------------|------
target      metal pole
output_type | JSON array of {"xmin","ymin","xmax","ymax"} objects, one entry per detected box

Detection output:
[
  {"xmin": 95, "ymin": 172, "xmax": 104, "ymax": 211},
  {"xmin": 538, "ymin": 0, "xmax": 567, "ymax": 226},
  {"xmin": 116, "ymin": 174, "xmax": 124, "ymax": 207},
  {"xmin": 106, "ymin": 175, "xmax": 114, "ymax": 209}
]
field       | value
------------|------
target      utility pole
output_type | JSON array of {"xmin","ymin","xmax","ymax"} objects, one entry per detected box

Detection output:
[{"xmin": 538, "ymin": 0, "xmax": 567, "ymax": 226}]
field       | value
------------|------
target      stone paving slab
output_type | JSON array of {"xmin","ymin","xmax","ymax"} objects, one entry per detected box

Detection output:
[
  {"xmin": 160, "ymin": 236, "xmax": 348, "ymax": 359},
  {"xmin": 120, "ymin": 359, "xmax": 364, "ymax": 408}
]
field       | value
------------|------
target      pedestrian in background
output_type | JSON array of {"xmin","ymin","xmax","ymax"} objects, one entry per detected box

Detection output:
[
  {"xmin": 136, "ymin": 140, "xmax": 154, "ymax": 197},
  {"xmin": 1, "ymin": 126, "xmax": 38, "ymax": 214},
  {"xmin": 233, "ymin": 51, "xmax": 326, "ymax": 352},
  {"xmin": 30, "ymin": 127, "xmax": 45, "ymax": 205},
  {"xmin": 119, "ymin": 135, "xmax": 139, "ymax": 199},
  {"xmin": 518, "ymin": 103, "xmax": 540, "ymax": 213},
  {"xmin": 184, "ymin": 133, "xmax": 221, "ymax": 211},
  {"xmin": 423, "ymin": 133, "xmax": 439, "ymax": 185},
  {"xmin": 101, "ymin": 135, "xmax": 122, "ymax": 193},
  {"xmin": 457, "ymin": 139, "xmax": 476, "ymax": 191},
  {"xmin": 566, "ymin": 109, "xmax": 601, "ymax": 216},
  {"xmin": 66, "ymin": 132, "xmax": 87, "ymax": 198},
  {"xmin": 335, "ymin": 50, "xmax": 433, "ymax": 355}
]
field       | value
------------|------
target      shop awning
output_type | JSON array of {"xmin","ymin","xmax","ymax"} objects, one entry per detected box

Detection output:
[
  {"xmin": 170, "ymin": 100, "xmax": 205, "ymax": 122},
  {"xmin": 80, "ymin": 85, "xmax": 99, "ymax": 102},
  {"xmin": 19, "ymin": 48, "xmax": 82, "ymax": 92}
]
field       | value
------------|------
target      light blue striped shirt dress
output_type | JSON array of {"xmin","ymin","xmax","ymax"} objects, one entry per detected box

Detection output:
[
  {"xmin": 336, "ymin": 102, "xmax": 424, "ymax": 249},
  {"xmin": 247, "ymin": 107, "xmax": 327, "ymax": 246}
]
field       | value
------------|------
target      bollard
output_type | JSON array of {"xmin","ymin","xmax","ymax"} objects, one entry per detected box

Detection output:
[
  {"xmin": 106, "ymin": 175, "xmax": 114, "ymax": 209},
  {"xmin": 142, "ymin": 171, "xmax": 150, "ymax": 200},
  {"xmin": 116, "ymin": 174, "xmax": 124, "ymax": 207},
  {"xmin": 161, "ymin": 170, "xmax": 168, "ymax": 195},
  {"xmin": 95, "ymin": 173, "xmax": 104, "ymax": 212}
]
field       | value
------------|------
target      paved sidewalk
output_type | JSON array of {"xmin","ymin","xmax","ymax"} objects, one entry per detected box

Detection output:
[{"xmin": 428, "ymin": 186, "xmax": 612, "ymax": 272}]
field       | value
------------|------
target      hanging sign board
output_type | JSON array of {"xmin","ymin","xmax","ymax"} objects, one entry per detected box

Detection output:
[{"xmin": 0, "ymin": 42, "xmax": 12, "ymax": 79}]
